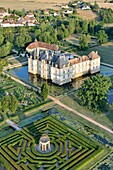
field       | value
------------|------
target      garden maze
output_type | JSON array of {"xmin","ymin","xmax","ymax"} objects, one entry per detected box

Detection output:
[{"xmin": 0, "ymin": 116, "xmax": 104, "ymax": 170}]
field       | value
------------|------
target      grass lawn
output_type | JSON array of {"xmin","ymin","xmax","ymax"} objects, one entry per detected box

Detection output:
[
  {"xmin": 8, "ymin": 57, "xmax": 28, "ymax": 65},
  {"xmin": 53, "ymin": 103, "xmax": 113, "ymax": 142},
  {"xmin": 77, "ymin": 42, "xmax": 113, "ymax": 65},
  {"xmin": 60, "ymin": 94, "xmax": 113, "ymax": 134}
]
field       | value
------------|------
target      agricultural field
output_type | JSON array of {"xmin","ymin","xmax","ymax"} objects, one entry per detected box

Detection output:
[
  {"xmin": 77, "ymin": 9, "xmax": 97, "ymax": 20},
  {"xmin": 84, "ymin": 0, "xmax": 113, "ymax": 10},
  {"xmin": 0, "ymin": 0, "xmax": 70, "ymax": 10},
  {"xmin": 0, "ymin": 116, "xmax": 107, "ymax": 170}
]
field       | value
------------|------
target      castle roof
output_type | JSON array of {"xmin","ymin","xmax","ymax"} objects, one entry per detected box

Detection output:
[
  {"xmin": 26, "ymin": 41, "xmax": 59, "ymax": 51},
  {"xmin": 88, "ymin": 51, "xmax": 99, "ymax": 60}
]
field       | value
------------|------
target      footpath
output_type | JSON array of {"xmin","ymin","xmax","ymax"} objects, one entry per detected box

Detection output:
[{"xmin": 48, "ymin": 95, "xmax": 113, "ymax": 135}]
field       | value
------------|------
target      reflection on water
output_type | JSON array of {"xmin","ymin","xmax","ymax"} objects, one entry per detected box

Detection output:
[{"xmin": 7, "ymin": 65, "xmax": 113, "ymax": 103}]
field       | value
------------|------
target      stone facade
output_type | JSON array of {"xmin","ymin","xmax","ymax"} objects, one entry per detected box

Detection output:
[{"xmin": 27, "ymin": 42, "xmax": 100, "ymax": 85}]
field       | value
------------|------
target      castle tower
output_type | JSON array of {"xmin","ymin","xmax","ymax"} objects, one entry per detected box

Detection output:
[{"xmin": 28, "ymin": 49, "xmax": 38, "ymax": 74}]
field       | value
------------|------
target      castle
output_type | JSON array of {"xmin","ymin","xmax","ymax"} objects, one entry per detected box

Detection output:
[{"xmin": 27, "ymin": 41, "xmax": 100, "ymax": 85}]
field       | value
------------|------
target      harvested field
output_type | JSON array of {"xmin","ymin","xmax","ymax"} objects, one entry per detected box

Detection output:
[
  {"xmin": 77, "ymin": 9, "xmax": 97, "ymax": 20},
  {"xmin": 0, "ymin": 0, "xmax": 70, "ymax": 10},
  {"xmin": 84, "ymin": 1, "xmax": 113, "ymax": 10}
]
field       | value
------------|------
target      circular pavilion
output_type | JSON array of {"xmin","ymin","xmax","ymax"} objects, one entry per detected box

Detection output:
[{"xmin": 39, "ymin": 134, "xmax": 50, "ymax": 151}]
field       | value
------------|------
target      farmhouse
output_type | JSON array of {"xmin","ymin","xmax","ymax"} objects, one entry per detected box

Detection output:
[
  {"xmin": 82, "ymin": 5, "xmax": 91, "ymax": 10},
  {"xmin": 63, "ymin": 10, "xmax": 73, "ymax": 14},
  {"xmin": 27, "ymin": 41, "xmax": 100, "ymax": 85}
]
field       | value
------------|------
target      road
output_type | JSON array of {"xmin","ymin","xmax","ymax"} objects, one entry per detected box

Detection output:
[{"xmin": 48, "ymin": 95, "xmax": 113, "ymax": 135}]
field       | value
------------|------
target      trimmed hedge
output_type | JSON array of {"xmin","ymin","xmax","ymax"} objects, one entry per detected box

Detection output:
[{"xmin": 0, "ymin": 116, "xmax": 105, "ymax": 170}]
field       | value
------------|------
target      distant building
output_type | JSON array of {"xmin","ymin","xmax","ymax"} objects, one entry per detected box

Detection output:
[
  {"xmin": 61, "ymin": 4, "xmax": 69, "ymax": 9},
  {"xmin": 63, "ymin": 10, "xmax": 73, "ymax": 14},
  {"xmin": 82, "ymin": 6, "xmax": 91, "ymax": 10},
  {"xmin": 0, "ymin": 12, "xmax": 38, "ymax": 27},
  {"xmin": 27, "ymin": 41, "xmax": 100, "ymax": 85},
  {"xmin": 53, "ymin": 12, "xmax": 59, "ymax": 17}
]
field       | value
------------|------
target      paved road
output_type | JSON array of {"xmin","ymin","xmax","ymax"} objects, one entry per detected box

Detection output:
[
  {"xmin": 8, "ymin": 56, "xmax": 20, "ymax": 61},
  {"xmin": 48, "ymin": 95, "xmax": 113, "ymax": 135}
]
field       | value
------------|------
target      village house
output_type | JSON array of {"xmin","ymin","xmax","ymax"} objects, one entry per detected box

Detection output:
[
  {"xmin": 0, "ymin": 9, "xmax": 9, "ymax": 23},
  {"xmin": 53, "ymin": 12, "xmax": 59, "ymax": 17},
  {"xmin": 61, "ymin": 4, "xmax": 69, "ymax": 9},
  {"xmin": 24, "ymin": 13, "xmax": 36, "ymax": 24},
  {"xmin": 82, "ymin": 5, "xmax": 91, "ymax": 10},
  {"xmin": 27, "ymin": 41, "xmax": 100, "ymax": 85},
  {"xmin": 63, "ymin": 10, "xmax": 73, "ymax": 14}
]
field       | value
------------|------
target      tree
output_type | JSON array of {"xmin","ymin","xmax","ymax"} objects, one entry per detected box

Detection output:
[
  {"xmin": 4, "ymin": 31, "xmax": 14, "ymax": 43},
  {"xmin": 0, "ymin": 33, "xmax": 4, "ymax": 46},
  {"xmin": 0, "ymin": 58, "xmax": 8, "ymax": 74},
  {"xmin": 16, "ymin": 33, "xmax": 32, "ymax": 49},
  {"xmin": 92, "ymin": 1, "xmax": 99, "ymax": 12},
  {"xmin": 82, "ymin": 20, "xmax": 88, "ymax": 34},
  {"xmin": 41, "ymin": 82, "xmax": 49, "ymax": 101},
  {"xmin": 97, "ymin": 30, "xmax": 108, "ymax": 44},
  {"xmin": 79, "ymin": 34, "xmax": 89, "ymax": 50},
  {"xmin": 1, "ymin": 96, "xmax": 10, "ymax": 115},
  {"xmin": 77, "ymin": 74, "xmax": 112, "ymax": 113},
  {"xmin": 16, "ymin": 35, "xmax": 25, "ymax": 48},
  {"xmin": 10, "ymin": 95, "xmax": 19, "ymax": 114},
  {"xmin": 0, "ymin": 41, "xmax": 13, "ymax": 57}
]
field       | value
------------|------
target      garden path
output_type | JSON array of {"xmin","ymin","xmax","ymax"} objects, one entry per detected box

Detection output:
[{"xmin": 48, "ymin": 95, "xmax": 113, "ymax": 135}]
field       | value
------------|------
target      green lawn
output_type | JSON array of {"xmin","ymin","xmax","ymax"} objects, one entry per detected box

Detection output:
[
  {"xmin": 8, "ymin": 57, "xmax": 28, "ymax": 65},
  {"xmin": 59, "ymin": 94, "xmax": 113, "ymax": 136},
  {"xmin": 77, "ymin": 42, "xmax": 113, "ymax": 65}
]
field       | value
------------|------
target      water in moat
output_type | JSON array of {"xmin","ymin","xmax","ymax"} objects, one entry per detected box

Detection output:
[{"xmin": 7, "ymin": 65, "xmax": 113, "ymax": 104}]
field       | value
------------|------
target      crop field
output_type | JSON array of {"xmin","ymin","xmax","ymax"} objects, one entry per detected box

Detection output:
[
  {"xmin": 0, "ymin": 116, "xmax": 105, "ymax": 170},
  {"xmin": 0, "ymin": 0, "xmax": 70, "ymax": 10}
]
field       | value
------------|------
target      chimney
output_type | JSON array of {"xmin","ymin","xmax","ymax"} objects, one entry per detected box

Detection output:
[
  {"xmin": 46, "ymin": 50, "xmax": 49, "ymax": 59},
  {"xmin": 36, "ymin": 48, "xmax": 39, "ymax": 57}
]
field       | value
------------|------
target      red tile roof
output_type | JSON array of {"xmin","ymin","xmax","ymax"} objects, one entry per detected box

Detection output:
[
  {"xmin": 26, "ymin": 41, "xmax": 59, "ymax": 51},
  {"xmin": 88, "ymin": 51, "xmax": 100, "ymax": 60}
]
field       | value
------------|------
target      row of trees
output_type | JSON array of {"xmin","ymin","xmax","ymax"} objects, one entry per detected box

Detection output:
[
  {"xmin": 99, "ymin": 8, "xmax": 113, "ymax": 23},
  {"xmin": 79, "ymin": 30, "xmax": 108, "ymax": 50},
  {"xmin": 0, "ymin": 28, "xmax": 14, "ymax": 57},
  {"xmin": 34, "ymin": 18, "xmax": 104, "ymax": 44}
]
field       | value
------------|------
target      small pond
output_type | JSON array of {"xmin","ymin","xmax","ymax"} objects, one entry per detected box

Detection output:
[{"xmin": 7, "ymin": 65, "xmax": 113, "ymax": 104}]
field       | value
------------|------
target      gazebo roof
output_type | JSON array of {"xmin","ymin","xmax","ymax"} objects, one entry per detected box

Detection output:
[{"xmin": 40, "ymin": 134, "xmax": 50, "ymax": 143}]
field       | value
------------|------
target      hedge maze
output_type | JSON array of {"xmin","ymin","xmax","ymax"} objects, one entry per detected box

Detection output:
[{"xmin": 0, "ymin": 116, "xmax": 104, "ymax": 170}]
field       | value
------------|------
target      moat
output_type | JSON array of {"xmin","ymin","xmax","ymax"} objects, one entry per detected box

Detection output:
[{"xmin": 7, "ymin": 65, "xmax": 113, "ymax": 104}]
